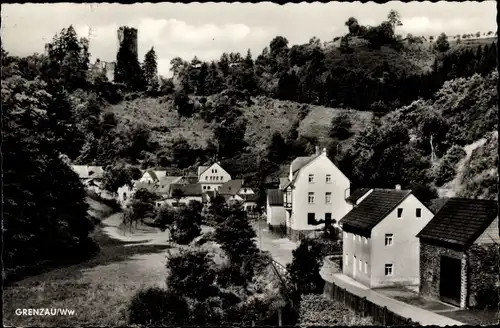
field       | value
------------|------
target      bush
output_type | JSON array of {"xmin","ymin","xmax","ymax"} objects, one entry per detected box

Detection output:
[
  {"xmin": 475, "ymin": 286, "xmax": 499, "ymax": 310},
  {"xmin": 128, "ymin": 287, "xmax": 189, "ymax": 326}
]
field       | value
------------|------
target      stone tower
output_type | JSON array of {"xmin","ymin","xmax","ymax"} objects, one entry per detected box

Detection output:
[{"xmin": 117, "ymin": 26, "xmax": 138, "ymax": 59}]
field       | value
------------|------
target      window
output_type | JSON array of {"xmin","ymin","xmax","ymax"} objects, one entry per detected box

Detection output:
[
  {"xmin": 325, "ymin": 192, "xmax": 332, "ymax": 204},
  {"xmin": 364, "ymin": 262, "xmax": 368, "ymax": 273},
  {"xmin": 345, "ymin": 254, "xmax": 348, "ymax": 266},
  {"xmin": 214, "ymin": 169, "xmax": 218, "ymax": 173},
  {"xmin": 211, "ymin": 169, "xmax": 214, "ymax": 173},
  {"xmin": 307, "ymin": 213, "xmax": 316, "ymax": 225},
  {"xmin": 326, "ymin": 174, "xmax": 332, "ymax": 183},
  {"xmin": 397, "ymin": 208, "xmax": 403, "ymax": 218},
  {"xmin": 308, "ymin": 192, "xmax": 315, "ymax": 204},
  {"xmin": 385, "ymin": 264, "xmax": 393, "ymax": 276},
  {"xmin": 220, "ymin": 176, "xmax": 223, "ymax": 180},
  {"xmin": 205, "ymin": 176, "xmax": 208, "ymax": 180},
  {"xmin": 385, "ymin": 234, "xmax": 393, "ymax": 246},
  {"xmin": 416, "ymin": 208, "xmax": 422, "ymax": 218},
  {"xmin": 207, "ymin": 186, "xmax": 211, "ymax": 190},
  {"xmin": 308, "ymin": 174, "xmax": 314, "ymax": 183},
  {"xmin": 203, "ymin": 186, "xmax": 206, "ymax": 190}
]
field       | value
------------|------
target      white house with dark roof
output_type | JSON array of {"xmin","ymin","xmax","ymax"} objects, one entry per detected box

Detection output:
[
  {"xmin": 139, "ymin": 170, "xmax": 167, "ymax": 184},
  {"xmin": 340, "ymin": 187, "xmax": 434, "ymax": 288},
  {"xmin": 217, "ymin": 179, "xmax": 257, "ymax": 211},
  {"xmin": 266, "ymin": 189, "xmax": 286, "ymax": 226},
  {"xmin": 279, "ymin": 146, "xmax": 352, "ymax": 241},
  {"xmin": 197, "ymin": 162, "xmax": 231, "ymax": 191}
]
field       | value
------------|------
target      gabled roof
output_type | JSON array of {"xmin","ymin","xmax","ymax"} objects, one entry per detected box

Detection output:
[
  {"xmin": 134, "ymin": 181, "xmax": 158, "ymax": 193},
  {"xmin": 154, "ymin": 170, "xmax": 167, "ymax": 180},
  {"xmin": 279, "ymin": 177, "xmax": 290, "ymax": 189},
  {"xmin": 218, "ymin": 179, "xmax": 244, "ymax": 195},
  {"xmin": 417, "ymin": 198, "xmax": 498, "ymax": 249},
  {"xmin": 267, "ymin": 189, "xmax": 284, "ymax": 206},
  {"xmin": 198, "ymin": 165, "xmax": 209, "ymax": 177},
  {"xmin": 178, "ymin": 176, "xmax": 199, "ymax": 184},
  {"xmin": 291, "ymin": 155, "xmax": 320, "ymax": 174},
  {"xmin": 282, "ymin": 172, "xmax": 299, "ymax": 190},
  {"xmin": 159, "ymin": 176, "xmax": 183, "ymax": 186},
  {"xmin": 340, "ymin": 189, "xmax": 412, "ymax": 237},
  {"xmin": 71, "ymin": 165, "xmax": 104, "ymax": 179},
  {"xmin": 346, "ymin": 188, "xmax": 372, "ymax": 204},
  {"xmin": 145, "ymin": 170, "xmax": 158, "ymax": 181},
  {"xmin": 243, "ymin": 193, "xmax": 259, "ymax": 202},
  {"xmin": 168, "ymin": 183, "xmax": 202, "ymax": 197}
]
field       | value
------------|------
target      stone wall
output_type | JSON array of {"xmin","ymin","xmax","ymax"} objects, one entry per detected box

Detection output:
[
  {"xmin": 419, "ymin": 242, "xmax": 465, "ymax": 305},
  {"xmin": 467, "ymin": 243, "xmax": 500, "ymax": 307}
]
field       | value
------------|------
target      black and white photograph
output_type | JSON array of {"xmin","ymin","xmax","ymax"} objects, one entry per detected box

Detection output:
[{"xmin": 2, "ymin": 1, "xmax": 499, "ymax": 326}]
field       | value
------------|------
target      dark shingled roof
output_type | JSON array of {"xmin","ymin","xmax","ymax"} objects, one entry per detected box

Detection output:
[
  {"xmin": 291, "ymin": 155, "xmax": 320, "ymax": 174},
  {"xmin": 242, "ymin": 193, "xmax": 259, "ymax": 202},
  {"xmin": 417, "ymin": 198, "xmax": 498, "ymax": 249},
  {"xmin": 267, "ymin": 189, "xmax": 284, "ymax": 206},
  {"xmin": 346, "ymin": 188, "xmax": 372, "ymax": 204},
  {"xmin": 218, "ymin": 179, "xmax": 244, "ymax": 195},
  {"xmin": 168, "ymin": 183, "xmax": 202, "ymax": 197},
  {"xmin": 340, "ymin": 189, "xmax": 412, "ymax": 236}
]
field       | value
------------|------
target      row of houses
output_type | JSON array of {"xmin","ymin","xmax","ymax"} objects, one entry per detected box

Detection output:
[
  {"xmin": 71, "ymin": 162, "xmax": 259, "ymax": 212},
  {"xmin": 266, "ymin": 147, "xmax": 499, "ymax": 309}
]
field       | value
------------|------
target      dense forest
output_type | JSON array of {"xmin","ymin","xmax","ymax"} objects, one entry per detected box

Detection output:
[{"xmin": 2, "ymin": 10, "xmax": 498, "ymax": 275}]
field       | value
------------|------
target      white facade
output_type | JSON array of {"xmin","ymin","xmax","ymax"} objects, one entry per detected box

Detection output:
[
  {"xmin": 285, "ymin": 150, "xmax": 351, "ymax": 232},
  {"xmin": 267, "ymin": 203, "xmax": 286, "ymax": 226},
  {"xmin": 198, "ymin": 163, "xmax": 231, "ymax": 191},
  {"xmin": 343, "ymin": 194, "xmax": 434, "ymax": 288}
]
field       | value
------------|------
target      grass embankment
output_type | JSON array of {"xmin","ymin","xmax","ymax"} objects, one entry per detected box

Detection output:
[{"xmin": 3, "ymin": 200, "xmax": 171, "ymax": 327}]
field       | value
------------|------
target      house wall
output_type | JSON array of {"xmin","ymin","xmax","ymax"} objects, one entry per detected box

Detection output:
[
  {"xmin": 238, "ymin": 187, "xmax": 255, "ymax": 195},
  {"xmin": 200, "ymin": 183, "xmax": 224, "ymax": 191},
  {"xmin": 198, "ymin": 163, "xmax": 231, "ymax": 188},
  {"xmin": 467, "ymin": 243, "xmax": 500, "ymax": 307},
  {"xmin": 139, "ymin": 172, "xmax": 156, "ymax": 184},
  {"xmin": 117, "ymin": 184, "xmax": 135, "ymax": 204},
  {"xmin": 291, "ymin": 154, "xmax": 351, "ymax": 231},
  {"xmin": 370, "ymin": 194, "xmax": 433, "ymax": 288},
  {"xmin": 420, "ymin": 242, "xmax": 467, "ymax": 308},
  {"xmin": 474, "ymin": 216, "xmax": 500, "ymax": 244},
  {"xmin": 266, "ymin": 202, "xmax": 286, "ymax": 226},
  {"xmin": 347, "ymin": 189, "xmax": 373, "ymax": 211},
  {"xmin": 342, "ymin": 231, "xmax": 372, "ymax": 286}
]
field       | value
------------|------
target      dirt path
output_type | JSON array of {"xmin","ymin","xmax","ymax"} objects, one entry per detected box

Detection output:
[{"xmin": 438, "ymin": 137, "xmax": 488, "ymax": 198}]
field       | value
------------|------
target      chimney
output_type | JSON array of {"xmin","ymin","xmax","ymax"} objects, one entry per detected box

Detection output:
[{"xmin": 395, "ymin": 184, "xmax": 401, "ymax": 190}]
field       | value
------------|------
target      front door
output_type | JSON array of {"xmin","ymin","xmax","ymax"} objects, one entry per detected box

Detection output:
[
  {"xmin": 353, "ymin": 255, "xmax": 357, "ymax": 279},
  {"xmin": 439, "ymin": 255, "xmax": 462, "ymax": 307}
]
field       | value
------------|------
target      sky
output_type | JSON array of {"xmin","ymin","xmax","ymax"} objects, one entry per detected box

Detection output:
[{"xmin": 2, "ymin": 1, "xmax": 496, "ymax": 77}]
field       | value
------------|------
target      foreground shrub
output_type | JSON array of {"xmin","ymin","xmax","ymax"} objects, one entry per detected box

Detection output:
[
  {"xmin": 299, "ymin": 294, "xmax": 374, "ymax": 326},
  {"xmin": 128, "ymin": 287, "xmax": 189, "ymax": 326}
]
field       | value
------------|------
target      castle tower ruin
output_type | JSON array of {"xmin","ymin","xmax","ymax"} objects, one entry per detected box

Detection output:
[{"xmin": 117, "ymin": 26, "xmax": 138, "ymax": 60}]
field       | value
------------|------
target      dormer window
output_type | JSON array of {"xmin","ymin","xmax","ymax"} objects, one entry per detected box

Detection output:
[{"xmin": 308, "ymin": 174, "xmax": 314, "ymax": 183}]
